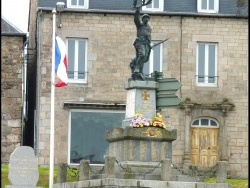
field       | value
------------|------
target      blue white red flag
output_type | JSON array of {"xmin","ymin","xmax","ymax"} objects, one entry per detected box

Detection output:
[{"xmin": 55, "ymin": 34, "xmax": 68, "ymax": 87}]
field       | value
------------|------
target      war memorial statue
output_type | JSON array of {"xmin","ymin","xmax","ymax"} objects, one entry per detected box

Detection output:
[
  {"xmin": 130, "ymin": 0, "xmax": 169, "ymax": 80},
  {"xmin": 130, "ymin": 0, "xmax": 152, "ymax": 80}
]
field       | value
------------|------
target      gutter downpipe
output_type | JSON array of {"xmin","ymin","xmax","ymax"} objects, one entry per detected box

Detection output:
[
  {"xmin": 179, "ymin": 16, "xmax": 183, "ymax": 98},
  {"xmin": 21, "ymin": 33, "xmax": 29, "ymax": 146},
  {"xmin": 34, "ymin": 9, "xmax": 42, "ymax": 157}
]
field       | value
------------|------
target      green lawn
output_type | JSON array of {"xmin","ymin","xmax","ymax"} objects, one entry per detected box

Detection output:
[
  {"xmin": 1, "ymin": 164, "xmax": 248, "ymax": 188},
  {"xmin": 204, "ymin": 178, "xmax": 248, "ymax": 188}
]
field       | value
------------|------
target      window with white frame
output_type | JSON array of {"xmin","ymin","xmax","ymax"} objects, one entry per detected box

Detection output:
[
  {"xmin": 197, "ymin": 0, "xmax": 219, "ymax": 13},
  {"xmin": 191, "ymin": 118, "xmax": 219, "ymax": 127},
  {"xmin": 142, "ymin": 0, "xmax": 164, "ymax": 11},
  {"xmin": 68, "ymin": 110, "xmax": 125, "ymax": 164},
  {"xmin": 67, "ymin": 38, "xmax": 88, "ymax": 83},
  {"xmin": 67, "ymin": 0, "xmax": 89, "ymax": 9},
  {"xmin": 196, "ymin": 43, "xmax": 218, "ymax": 86},
  {"xmin": 143, "ymin": 41, "xmax": 163, "ymax": 77}
]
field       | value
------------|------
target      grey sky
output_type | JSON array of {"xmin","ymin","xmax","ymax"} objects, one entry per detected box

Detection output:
[{"xmin": 2, "ymin": 0, "xmax": 30, "ymax": 32}]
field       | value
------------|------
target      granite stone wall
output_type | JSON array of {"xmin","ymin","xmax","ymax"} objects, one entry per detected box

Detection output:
[{"xmin": 1, "ymin": 36, "xmax": 24, "ymax": 163}]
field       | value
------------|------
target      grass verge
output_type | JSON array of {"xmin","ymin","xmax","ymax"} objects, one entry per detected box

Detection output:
[{"xmin": 204, "ymin": 178, "xmax": 248, "ymax": 188}]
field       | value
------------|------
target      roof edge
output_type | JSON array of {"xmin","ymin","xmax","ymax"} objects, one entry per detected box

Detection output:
[
  {"xmin": 1, "ymin": 33, "xmax": 27, "ymax": 36},
  {"xmin": 37, "ymin": 7, "xmax": 248, "ymax": 19},
  {"xmin": 2, "ymin": 16, "xmax": 25, "ymax": 33}
]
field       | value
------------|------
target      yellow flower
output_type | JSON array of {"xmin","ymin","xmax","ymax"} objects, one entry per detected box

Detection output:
[
  {"xmin": 149, "ymin": 113, "xmax": 167, "ymax": 129},
  {"xmin": 135, "ymin": 112, "xmax": 143, "ymax": 117}
]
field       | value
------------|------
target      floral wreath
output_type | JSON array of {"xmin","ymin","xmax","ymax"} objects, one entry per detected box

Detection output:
[{"xmin": 130, "ymin": 112, "xmax": 166, "ymax": 129}]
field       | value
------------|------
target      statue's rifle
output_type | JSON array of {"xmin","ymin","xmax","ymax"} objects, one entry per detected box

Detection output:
[
  {"xmin": 133, "ymin": 0, "xmax": 152, "ymax": 9},
  {"xmin": 151, "ymin": 37, "xmax": 170, "ymax": 49}
]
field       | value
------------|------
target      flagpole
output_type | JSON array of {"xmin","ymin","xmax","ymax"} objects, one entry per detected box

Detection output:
[{"xmin": 49, "ymin": 8, "xmax": 56, "ymax": 188}]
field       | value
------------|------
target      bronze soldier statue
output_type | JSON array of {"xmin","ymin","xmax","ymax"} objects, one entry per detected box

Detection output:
[
  {"xmin": 130, "ymin": 0, "xmax": 169, "ymax": 80},
  {"xmin": 130, "ymin": 0, "xmax": 152, "ymax": 80}
]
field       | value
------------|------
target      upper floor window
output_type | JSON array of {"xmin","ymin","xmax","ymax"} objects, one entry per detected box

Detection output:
[
  {"xmin": 142, "ymin": 0, "xmax": 164, "ymax": 11},
  {"xmin": 192, "ymin": 118, "xmax": 219, "ymax": 127},
  {"xmin": 67, "ymin": 0, "xmax": 89, "ymax": 9},
  {"xmin": 67, "ymin": 38, "xmax": 88, "ymax": 83},
  {"xmin": 143, "ymin": 41, "xmax": 163, "ymax": 77},
  {"xmin": 197, "ymin": 0, "xmax": 219, "ymax": 13},
  {"xmin": 196, "ymin": 43, "xmax": 218, "ymax": 87}
]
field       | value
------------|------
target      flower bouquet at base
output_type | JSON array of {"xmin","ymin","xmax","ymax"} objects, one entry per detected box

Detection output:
[
  {"xmin": 130, "ymin": 112, "xmax": 166, "ymax": 129},
  {"xmin": 130, "ymin": 112, "xmax": 150, "ymax": 128},
  {"xmin": 149, "ymin": 113, "xmax": 166, "ymax": 129}
]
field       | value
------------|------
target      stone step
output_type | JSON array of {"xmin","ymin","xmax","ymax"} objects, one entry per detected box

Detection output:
[
  {"xmin": 54, "ymin": 178, "xmax": 231, "ymax": 188},
  {"xmin": 90, "ymin": 164, "xmax": 211, "ymax": 183},
  {"xmin": 116, "ymin": 173, "xmax": 161, "ymax": 181},
  {"xmin": 90, "ymin": 172, "xmax": 204, "ymax": 182},
  {"xmin": 91, "ymin": 173, "xmax": 162, "ymax": 181},
  {"xmin": 177, "ymin": 175, "xmax": 205, "ymax": 182}
]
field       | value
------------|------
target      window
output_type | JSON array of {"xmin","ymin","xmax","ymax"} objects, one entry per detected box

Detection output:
[
  {"xmin": 142, "ymin": 0, "xmax": 164, "ymax": 11},
  {"xmin": 67, "ymin": 0, "xmax": 89, "ymax": 9},
  {"xmin": 192, "ymin": 118, "xmax": 219, "ymax": 127},
  {"xmin": 196, "ymin": 43, "xmax": 218, "ymax": 86},
  {"xmin": 67, "ymin": 38, "xmax": 88, "ymax": 83},
  {"xmin": 68, "ymin": 110, "xmax": 125, "ymax": 165},
  {"xmin": 143, "ymin": 42, "xmax": 163, "ymax": 77},
  {"xmin": 197, "ymin": 0, "xmax": 219, "ymax": 13}
]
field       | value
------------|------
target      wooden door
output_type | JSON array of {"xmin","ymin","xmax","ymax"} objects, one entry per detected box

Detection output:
[{"xmin": 191, "ymin": 127, "xmax": 219, "ymax": 167}]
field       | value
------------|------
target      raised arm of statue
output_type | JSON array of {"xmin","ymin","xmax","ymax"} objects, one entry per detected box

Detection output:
[{"xmin": 134, "ymin": 8, "xmax": 141, "ymax": 27}]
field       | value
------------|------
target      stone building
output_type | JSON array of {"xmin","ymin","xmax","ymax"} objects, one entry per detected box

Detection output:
[
  {"xmin": 27, "ymin": 0, "xmax": 248, "ymax": 178},
  {"xmin": 1, "ymin": 17, "xmax": 27, "ymax": 162}
]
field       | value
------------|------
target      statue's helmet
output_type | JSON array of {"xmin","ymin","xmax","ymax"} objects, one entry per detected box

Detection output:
[{"xmin": 142, "ymin": 14, "xmax": 150, "ymax": 20}]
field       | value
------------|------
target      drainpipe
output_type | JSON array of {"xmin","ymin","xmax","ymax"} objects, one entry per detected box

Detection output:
[
  {"xmin": 34, "ymin": 10, "xmax": 42, "ymax": 157},
  {"xmin": 21, "ymin": 33, "xmax": 29, "ymax": 146},
  {"xmin": 179, "ymin": 16, "xmax": 183, "ymax": 98}
]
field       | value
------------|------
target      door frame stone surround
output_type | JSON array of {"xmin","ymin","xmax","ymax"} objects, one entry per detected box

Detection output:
[{"xmin": 178, "ymin": 98, "xmax": 234, "ymax": 169}]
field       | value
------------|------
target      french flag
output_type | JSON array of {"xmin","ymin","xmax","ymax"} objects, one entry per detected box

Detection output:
[{"xmin": 55, "ymin": 34, "xmax": 68, "ymax": 87}]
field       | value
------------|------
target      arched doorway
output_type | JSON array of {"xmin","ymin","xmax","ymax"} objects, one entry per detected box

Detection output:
[{"xmin": 191, "ymin": 117, "xmax": 219, "ymax": 167}]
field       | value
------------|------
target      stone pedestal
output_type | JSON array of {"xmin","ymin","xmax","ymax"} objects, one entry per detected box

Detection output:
[
  {"xmin": 105, "ymin": 79, "xmax": 177, "ymax": 180},
  {"xmin": 105, "ymin": 126, "xmax": 177, "ymax": 162},
  {"xmin": 107, "ymin": 79, "xmax": 177, "ymax": 163},
  {"xmin": 122, "ymin": 79, "xmax": 158, "ymax": 127}
]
